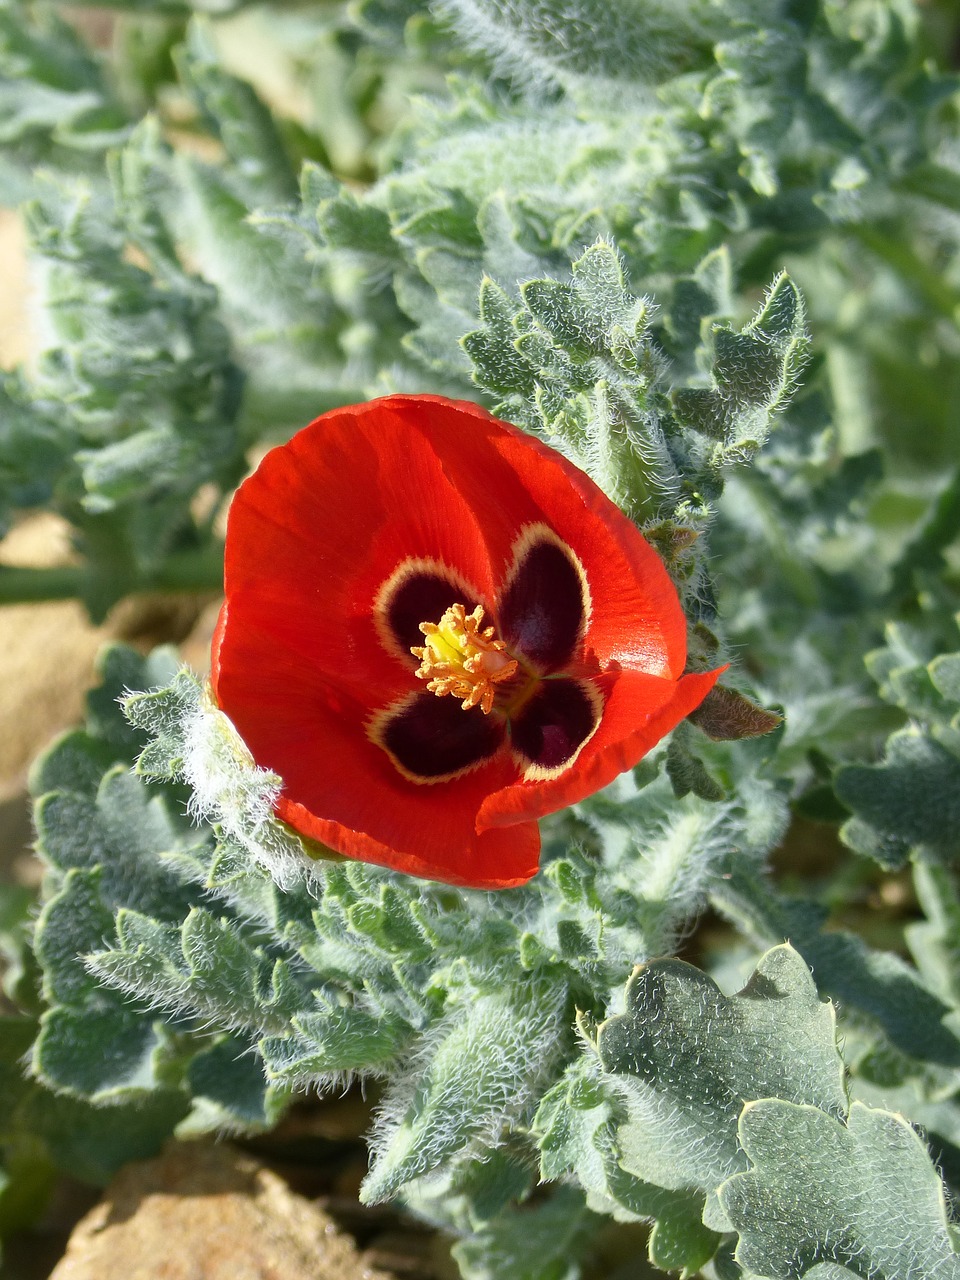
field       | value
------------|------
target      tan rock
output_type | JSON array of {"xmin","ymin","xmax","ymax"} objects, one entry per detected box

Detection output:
[
  {"xmin": 0, "ymin": 597, "xmax": 104, "ymax": 797},
  {"xmin": 0, "ymin": 516, "xmax": 110, "ymax": 803},
  {"xmin": 0, "ymin": 207, "xmax": 31, "ymax": 371},
  {"xmin": 0, "ymin": 509, "xmax": 220, "ymax": 793},
  {"xmin": 47, "ymin": 1141, "xmax": 392, "ymax": 1280}
]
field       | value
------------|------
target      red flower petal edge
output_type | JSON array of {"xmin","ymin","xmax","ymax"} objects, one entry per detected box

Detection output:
[{"xmin": 211, "ymin": 394, "xmax": 725, "ymax": 889}]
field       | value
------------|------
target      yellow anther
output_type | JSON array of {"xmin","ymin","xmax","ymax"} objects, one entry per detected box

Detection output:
[{"xmin": 411, "ymin": 603, "xmax": 518, "ymax": 715}]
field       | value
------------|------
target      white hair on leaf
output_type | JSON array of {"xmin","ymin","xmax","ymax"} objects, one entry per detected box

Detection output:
[{"xmin": 180, "ymin": 684, "xmax": 325, "ymax": 893}]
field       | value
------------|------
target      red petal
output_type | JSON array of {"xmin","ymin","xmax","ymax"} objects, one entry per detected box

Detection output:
[
  {"xmin": 213, "ymin": 634, "xmax": 539, "ymax": 887},
  {"xmin": 219, "ymin": 399, "xmax": 500, "ymax": 709},
  {"xmin": 277, "ymin": 796, "xmax": 539, "ymax": 890},
  {"xmin": 477, "ymin": 666, "xmax": 725, "ymax": 828},
  {"xmin": 381, "ymin": 396, "xmax": 689, "ymax": 678}
]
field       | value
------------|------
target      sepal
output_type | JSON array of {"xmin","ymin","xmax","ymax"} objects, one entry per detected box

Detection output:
[{"xmin": 687, "ymin": 685, "xmax": 783, "ymax": 741}]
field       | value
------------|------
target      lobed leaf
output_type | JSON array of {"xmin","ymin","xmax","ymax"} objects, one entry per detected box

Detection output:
[
  {"xmin": 672, "ymin": 273, "xmax": 809, "ymax": 465},
  {"xmin": 451, "ymin": 1186, "xmax": 600, "ymax": 1280},
  {"xmin": 720, "ymin": 1100, "xmax": 960, "ymax": 1279},
  {"xmin": 712, "ymin": 870, "xmax": 960, "ymax": 1068},
  {"xmin": 260, "ymin": 1003, "xmax": 412, "ymax": 1083},
  {"xmin": 2, "ymin": 1013, "xmax": 187, "ymax": 1188},
  {"xmin": 185, "ymin": 1034, "xmax": 288, "ymax": 1131},
  {"xmin": 837, "ymin": 730, "xmax": 960, "ymax": 869},
  {"xmin": 906, "ymin": 864, "xmax": 960, "ymax": 1012},
  {"xmin": 596, "ymin": 945, "xmax": 846, "ymax": 1200},
  {"xmin": 174, "ymin": 18, "xmax": 297, "ymax": 205}
]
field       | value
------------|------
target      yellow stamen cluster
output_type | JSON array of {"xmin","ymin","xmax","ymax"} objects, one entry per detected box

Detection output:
[{"xmin": 411, "ymin": 603, "xmax": 518, "ymax": 715}]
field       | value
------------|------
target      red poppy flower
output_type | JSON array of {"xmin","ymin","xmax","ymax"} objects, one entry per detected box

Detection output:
[{"xmin": 211, "ymin": 395, "xmax": 723, "ymax": 890}]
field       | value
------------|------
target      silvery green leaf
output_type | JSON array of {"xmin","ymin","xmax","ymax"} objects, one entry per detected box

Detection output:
[
  {"xmin": 835, "ymin": 621, "xmax": 960, "ymax": 869},
  {"xmin": 185, "ymin": 1034, "xmax": 288, "ymax": 1131},
  {"xmin": 907, "ymin": 864, "xmax": 960, "ymax": 1011},
  {"xmin": 362, "ymin": 978, "xmax": 567, "ymax": 1203},
  {"xmin": 260, "ymin": 1003, "xmax": 412, "ymax": 1083},
  {"xmin": 673, "ymin": 274, "xmax": 809, "ymax": 464},
  {"xmin": 3, "ymin": 1012, "xmax": 187, "ymax": 1185},
  {"xmin": 451, "ymin": 1186, "xmax": 599, "ymax": 1280},
  {"xmin": 720, "ymin": 1101, "xmax": 960, "ymax": 1279},
  {"xmin": 713, "ymin": 871, "xmax": 960, "ymax": 1068},
  {"xmin": 837, "ymin": 730, "xmax": 960, "ymax": 869},
  {"xmin": 174, "ymin": 18, "xmax": 297, "ymax": 204},
  {"xmin": 597, "ymin": 945, "xmax": 846, "ymax": 1195}
]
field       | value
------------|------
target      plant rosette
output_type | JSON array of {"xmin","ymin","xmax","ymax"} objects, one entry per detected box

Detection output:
[{"xmin": 210, "ymin": 394, "xmax": 723, "ymax": 888}]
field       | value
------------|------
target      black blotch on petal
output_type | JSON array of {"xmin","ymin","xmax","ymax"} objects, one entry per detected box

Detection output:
[
  {"xmin": 381, "ymin": 693, "xmax": 505, "ymax": 780},
  {"xmin": 382, "ymin": 570, "xmax": 475, "ymax": 654},
  {"xmin": 499, "ymin": 537, "xmax": 586, "ymax": 672},
  {"xmin": 510, "ymin": 679, "xmax": 599, "ymax": 771}
]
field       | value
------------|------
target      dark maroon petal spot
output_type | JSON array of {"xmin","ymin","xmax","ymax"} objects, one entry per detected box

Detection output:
[
  {"xmin": 379, "ymin": 693, "xmax": 505, "ymax": 780},
  {"xmin": 380, "ymin": 568, "xmax": 478, "ymax": 655},
  {"xmin": 510, "ymin": 679, "xmax": 599, "ymax": 771},
  {"xmin": 498, "ymin": 535, "xmax": 587, "ymax": 672}
]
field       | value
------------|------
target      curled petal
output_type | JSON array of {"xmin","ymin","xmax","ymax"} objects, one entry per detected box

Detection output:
[
  {"xmin": 478, "ymin": 667, "xmax": 725, "ymax": 829},
  {"xmin": 277, "ymin": 795, "xmax": 539, "ymax": 890}
]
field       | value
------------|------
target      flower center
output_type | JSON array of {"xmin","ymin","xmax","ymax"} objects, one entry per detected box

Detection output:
[{"xmin": 411, "ymin": 603, "xmax": 519, "ymax": 715}]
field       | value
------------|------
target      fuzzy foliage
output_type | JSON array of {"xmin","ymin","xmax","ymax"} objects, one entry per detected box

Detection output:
[
  {"xmin": 20, "ymin": 645, "xmax": 960, "ymax": 1276},
  {"xmin": 836, "ymin": 618, "xmax": 960, "ymax": 868},
  {"xmin": 5, "ymin": 0, "xmax": 960, "ymax": 1276}
]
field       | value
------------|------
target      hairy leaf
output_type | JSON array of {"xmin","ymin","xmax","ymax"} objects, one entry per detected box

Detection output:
[
  {"xmin": 596, "ymin": 945, "xmax": 845, "ymax": 1199},
  {"xmin": 720, "ymin": 1101, "xmax": 960, "ymax": 1279}
]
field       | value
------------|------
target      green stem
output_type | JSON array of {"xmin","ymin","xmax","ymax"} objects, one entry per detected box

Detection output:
[
  {"xmin": 0, "ymin": 545, "xmax": 225, "ymax": 607},
  {"xmin": 148, "ymin": 545, "xmax": 226, "ymax": 593},
  {"xmin": 0, "ymin": 564, "xmax": 87, "ymax": 604}
]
